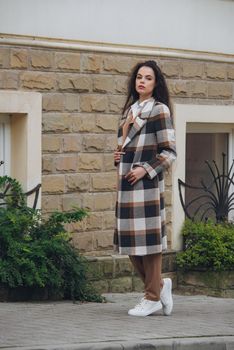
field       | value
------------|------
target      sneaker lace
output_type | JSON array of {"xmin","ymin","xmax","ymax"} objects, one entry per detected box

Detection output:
[{"xmin": 134, "ymin": 297, "xmax": 146, "ymax": 309}]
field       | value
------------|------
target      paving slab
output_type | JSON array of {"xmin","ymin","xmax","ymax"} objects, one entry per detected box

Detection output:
[{"xmin": 0, "ymin": 293, "xmax": 233, "ymax": 350}]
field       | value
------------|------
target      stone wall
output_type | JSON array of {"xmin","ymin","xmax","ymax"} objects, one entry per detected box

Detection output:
[
  {"xmin": 177, "ymin": 271, "xmax": 234, "ymax": 298},
  {"xmin": 87, "ymin": 251, "xmax": 177, "ymax": 294},
  {"xmin": 0, "ymin": 43, "xmax": 234, "ymax": 256}
]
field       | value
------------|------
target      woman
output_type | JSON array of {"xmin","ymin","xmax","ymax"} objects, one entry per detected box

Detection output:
[{"xmin": 114, "ymin": 60, "xmax": 176, "ymax": 317}]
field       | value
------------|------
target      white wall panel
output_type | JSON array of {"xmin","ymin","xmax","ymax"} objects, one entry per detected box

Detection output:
[{"xmin": 0, "ymin": 0, "xmax": 233, "ymax": 54}]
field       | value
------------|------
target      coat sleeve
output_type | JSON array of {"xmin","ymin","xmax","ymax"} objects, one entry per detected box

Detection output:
[{"xmin": 140, "ymin": 104, "xmax": 176, "ymax": 180}]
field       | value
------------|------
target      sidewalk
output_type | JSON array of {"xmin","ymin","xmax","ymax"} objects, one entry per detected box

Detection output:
[{"xmin": 0, "ymin": 293, "xmax": 233, "ymax": 350}]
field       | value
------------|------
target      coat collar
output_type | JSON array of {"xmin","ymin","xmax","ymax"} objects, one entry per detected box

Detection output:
[{"xmin": 120, "ymin": 98, "xmax": 155, "ymax": 149}]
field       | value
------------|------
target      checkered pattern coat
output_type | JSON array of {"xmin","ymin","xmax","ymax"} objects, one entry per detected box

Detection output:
[{"xmin": 114, "ymin": 99, "xmax": 176, "ymax": 256}]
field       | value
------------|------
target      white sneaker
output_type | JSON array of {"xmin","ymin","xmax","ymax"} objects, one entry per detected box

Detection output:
[
  {"xmin": 128, "ymin": 298, "xmax": 162, "ymax": 317},
  {"xmin": 160, "ymin": 278, "xmax": 173, "ymax": 316}
]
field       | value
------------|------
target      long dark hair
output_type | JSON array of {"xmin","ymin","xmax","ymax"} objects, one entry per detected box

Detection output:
[{"xmin": 122, "ymin": 60, "xmax": 172, "ymax": 115}]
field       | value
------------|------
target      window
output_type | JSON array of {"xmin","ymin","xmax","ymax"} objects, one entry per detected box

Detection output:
[
  {"xmin": 172, "ymin": 104, "xmax": 234, "ymax": 250},
  {"xmin": 186, "ymin": 131, "xmax": 229, "ymax": 221},
  {"xmin": 0, "ymin": 91, "xmax": 42, "ymax": 207},
  {"xmin": 0, "ymin": 114, "xmax": 11, "ymax": 176}
]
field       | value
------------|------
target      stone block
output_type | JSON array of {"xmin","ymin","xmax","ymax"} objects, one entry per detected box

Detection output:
[
  {"xmin": 178, "ymin": 271, "xmax": 234, "ymax": 291},
  {"xmin": 96, "ymin": 257, "xmax": 114, "ymax": 277},
  {"xmin": 62, "ymin": 195, "xmax": 82, "ymax": 212},
  {"xmin": 91, "ymin": 280, "xmax": 109, "ymax": 293},
  {"xmin": 115, "ymin": 76, "xmax": 128, "ymax": 93},
  {"xmin": 55, "ymin": 52, "xmax": 80, "ymax": 71},
  {"xmin": 164, "ymin": 189, "xmax": 172, "ymax": 206},
  {"xmin": 42, "ymin": 94, "xmax": 64, "ymax": 112},
  {"xmin": 188, "ymin": 81, "xmax": 207, "ymax": 98},
  {"xmin": 206, "ymin": 63, "xmax": 226, "ymax": 80},
  {"xmin": 65, "ymin": 220, "xmax": 85, "ymax": 233},
  {"xmin": 162, "ymin": 61, "xmax": 181, "ymax": 78},
  {"xmin": 82, "ymin": 192, "xmax": 115, "ymax": 211},
  {"xmin": 103, "ymin": 56, "xmax": 132, "ymax": 73},
  {"xmin": 103, "ymin": 154, "xmax": 117, "ymax": 171},
  {"xmin": 10, "ymin": 49, "xmax": 28, "ymax": 68},
  {"xmin": 42, "ymin": 113, "xmax": 71, "ymax": 132},
  {"xmin": 42, "ymin": 135, "xmax": 61, "ymax": 152},
  {"xmin": 86, "ymin": 212, "xmax": 103, "ymax": 230},
  {"xmin": 0, "ymin": 48, "xmax": 9, "ymax": 67},
  {"xmin": 72, "ymin": 232, "xmax": 93, "ymax": 252},
  {"xmin": 0, "ymin": 71, "xmax": 18, "ymax": 89},
  {"xmin": 71, "ymin": 114, "xmax": 96, "ymax": 132},
  {"xmin": 208, "ymin": 82, "xmax": 232, "ymax": 98},
  {"xmin": 30, "ymin": 50, "xmax": 53, "ymax": 69},
  {"xmin": 20, "ymin": 72, "xmax": 56, "ymax": 90},
  {"xmin": 93, "ymin": 230, "xmax": 113, "ymax": 250},
  {"xmin": 57, "ymin": 74, "xmax": 91, "ymax": 92},
  {"xmin": 82, "ymin": 193, "xmax": 95, "ymax": 210},
  {"xmin": 132, "ymin": 276, "xmax": 144, "ymax": 292},
  {"xmin": 42, "ymin": 195, "xmax": 61, "ymax": 212},
  {"xmin": 96, "ymin": 114, "xmax": 119, "ymax": 132},
  {"xmin": 42, "ymin": 156, "xmax": 54, "ymax": 174},
  {"xmin": 114, "ymin": 256, "xmax": 133, "ymax": 277},
  {"xmin": 78, "ymin": 153, "xmax": 103, "ymax": 171},
  {"xmin": 162, "ymin": 251, "xmax": 175, "ymax": 273},
  {"xmin": 42, "ymin": 175, "xmax": 65, "ymax": 194},
  {"xmin": 93, "ymin": 76, "xmax": 113, "ymax": 93},
  {"xmin": 64, "ymin": 93, "xmax": 79, "ymax": 112},
  {"xmin": 166, "ymin": 207, "xmax": 172, "ymax": 224},
  {"xmin": 55, "ymin": 155, "xmax": 78, "ymax": 172},
  {"xmin": 65, "ymin": 174, "xmax": 90, "ymax": 192},
  {"xmin": 83, "ymin": 257, "xmax": 102, "ymax": 281},
  {"xmin": 168, "ymin": 80, "xmax": 188, "ymax": 96},
  {"xmin": 166, "ymin": 225, "xmax": 172, "ymax": 247},
  {"xmin": 108, "ymin": 95, "xmax": 125, "ymax": 113},
  {"xmin": 110, "ymin": 277, "xmax": 132, "ymax": 293},
  {"xmin": 62, "ymin": 135, "xmax": 82, "ymax": 152},
  {"xmin": 82, "ymin": 135, "xmax": 105, "ymax": 151},
  {"xmin": 93, "ymin": 193, "xmax": 114, "ymax": 210},
  {"xmin": 164, "ymin": 170, "xmax": 172, "ymax": 186},
  {"xmin": 80, "ymin": 94, "xmax": 108, "ymax": 112},
  {"xmin": 161, "ymin": 254, "xmax": 169, "ymax": 273},
  {"xmin": 102, "ymin": 211, "xmax": 115, "ymax": 229},
  {"xmin": 91, "ymin": 173, "xmax": 116, "ymax": 191},
  {"xmin": 82, "ymin": 54, "xmax": 102, "ymax": 73},
  {"xmin": 227, "ymin": 65, "xmax": 234, "ymax": 80},
  {"xmin": 105, "ymin": 135, "xmax": 117, "ymax": 151},
  {"xmin": 181, "ymin": 62, "xmax": 204, "ymax": 78}
]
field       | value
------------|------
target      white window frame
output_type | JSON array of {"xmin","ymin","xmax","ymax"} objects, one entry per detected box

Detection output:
[
  {"xmin": 0, "ymin": 114, "xmax": 11, "ymax": 176},
  {"xmin": 0, "ymin": 91, "xmax": 42, "ymax": 208},
  {"xmin": 172, "ymin": 104, "xmax": 234, "ymax": 251}
]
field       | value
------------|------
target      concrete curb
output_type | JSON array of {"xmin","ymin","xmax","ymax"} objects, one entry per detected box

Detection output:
[{"xmin": 3, "ymin": 337, "xmax": 234, "ymax": 350}]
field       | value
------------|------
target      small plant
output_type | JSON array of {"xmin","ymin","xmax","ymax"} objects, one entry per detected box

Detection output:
[
  {"xmin": 0, "ymin": 176, "xmax": 103, "ymax": 302},
  {"xmin": 176, "ymin": 219, "xmax": 234, "ymax": 272}
]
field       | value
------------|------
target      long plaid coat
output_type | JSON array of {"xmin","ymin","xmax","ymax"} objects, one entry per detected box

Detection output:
[{"xmin": 114, "ymin": 98, "xmax": 176, "ymax": 256}]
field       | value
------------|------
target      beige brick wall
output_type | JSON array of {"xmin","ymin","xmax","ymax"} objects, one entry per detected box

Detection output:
[{"xmin": 0, "ymin": 44, "xmax": 233, "ymax": 255}]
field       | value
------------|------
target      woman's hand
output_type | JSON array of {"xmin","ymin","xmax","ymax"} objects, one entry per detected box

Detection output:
[
  {"xmin": 114, "ymin": 150, "xmax": 125, "ymax": 164},
  {"xmin": 125, "ymin": 166, "xmax": 147, "ymax": 185}
]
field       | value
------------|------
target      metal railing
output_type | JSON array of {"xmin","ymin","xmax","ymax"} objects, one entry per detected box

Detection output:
[
  {"xmin": 178, "ymin": 153, "xmax": 234, "ymax": 223},
  {"xmin": 0, "ymin": 161, "xmax": 41, "ymax": 209}
]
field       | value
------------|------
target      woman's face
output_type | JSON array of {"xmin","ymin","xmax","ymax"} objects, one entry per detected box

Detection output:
[{"xmin": 135, "ymin": 66, "xmax": 156, "ymax": 101}]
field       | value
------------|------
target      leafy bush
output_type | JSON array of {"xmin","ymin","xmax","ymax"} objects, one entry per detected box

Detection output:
[
  {"xmin": 176, "ymin": 220, "xmax": 234, "ymax": 272},
  {"xmin": 0, "ymin": 176, "xmax": 103, "ymax": 302}
]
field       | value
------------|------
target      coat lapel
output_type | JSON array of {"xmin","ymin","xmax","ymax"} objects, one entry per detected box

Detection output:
[{"xmin": 121, "ymin": 99, "xmax": 155, "ymax": 149}]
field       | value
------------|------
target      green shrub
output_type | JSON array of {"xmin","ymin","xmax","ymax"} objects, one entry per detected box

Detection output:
[
  {"xmin": 0, "ymin": 176, "xmax": 103, "ymax": 302},
  {"xmin": 176, "ymin": 220, "xmax": 234, "ymax": 272}
]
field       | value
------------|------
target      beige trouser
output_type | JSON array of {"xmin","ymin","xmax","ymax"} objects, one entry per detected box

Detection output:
[{"xmin": 129, "ymin": 253, "xmax": 162, "ymax": 301}]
